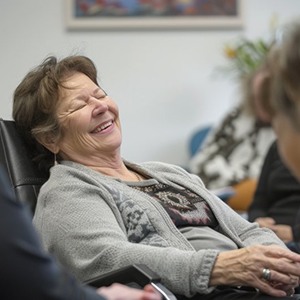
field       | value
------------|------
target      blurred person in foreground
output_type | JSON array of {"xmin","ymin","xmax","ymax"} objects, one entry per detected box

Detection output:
[{"xmin": 250, "ymin": 21, "xmax": 300, "ymax": 255}]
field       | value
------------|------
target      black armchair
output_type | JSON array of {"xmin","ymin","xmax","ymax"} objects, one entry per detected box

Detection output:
[
  {"xmin": 0, "ymin": 118, "xmax": 176, "ymax": 300},
  {"xmin": 0, "ymin": 119, "xmax": 48, "ymax": 213}
]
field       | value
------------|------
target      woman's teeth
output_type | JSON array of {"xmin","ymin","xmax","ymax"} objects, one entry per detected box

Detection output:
[{"xmin": 92, "ymin": 121, "xmax": 112, "ymax": 133}]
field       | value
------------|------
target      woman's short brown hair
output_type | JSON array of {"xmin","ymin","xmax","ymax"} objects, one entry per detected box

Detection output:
[{"xmin": 13, "ymin": 55, "xmax": 99, "ymax": 171}]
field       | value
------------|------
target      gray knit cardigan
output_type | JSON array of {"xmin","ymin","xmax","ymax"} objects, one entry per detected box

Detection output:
[{"xmin": 33, "ymin": 160, "xmax": 285, "ymax": 297}]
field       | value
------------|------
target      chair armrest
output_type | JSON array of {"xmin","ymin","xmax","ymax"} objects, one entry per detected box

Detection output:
[
  {"xmin": 150, "ymin": 282, "xmax": 177, "ymax": 300},
  {"xmin": 84, "ymin": 264, "xmax": 177, "ymax": 300}
]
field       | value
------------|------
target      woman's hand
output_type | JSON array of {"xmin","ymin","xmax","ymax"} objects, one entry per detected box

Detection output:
[
  {"xmin": 97, "ymin": 283, "xmax": 162, "ymax": 300},
  {"xmin": 209, "ymin": 244, "xmax": 300, "ymax": 297},
  {"xmin": 255, "ymin": 217, "xmax": 276, "ymax": 228},
  {"xmin": 255, "ymin": 218, "xmax": 293, "ymax": 242},
  {"xmin": 269, "ymin": 224, "xmax": 293, "ymax": 243}
]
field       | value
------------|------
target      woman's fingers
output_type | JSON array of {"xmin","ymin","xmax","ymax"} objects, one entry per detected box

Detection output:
[
  {"xmin": 211, "ymin": 244, "xmax": 300, "ymax": 297},
  {"xmin": 254, "ymin": 267, "xmax": 297, "ymax": 297},
  {"xmin": 256, "ymin": 217, "xmax": 276, "ymax": 227},
  {"xmin": 247, "ymin": 246, "xmax": 300, "ymax": 297},
  {"xmin": 97, "ymin": 283, "xmax": 162, "ymax": 300},
  {"xmin": 247, "ymin": 244, "xmax": 300, "ymax": 279},
  {"xmin": 263, "ymin": 244, "xmax": 300, "ymax": 263},
  {"xmin": 265, "ymin": 255, "xmax": 300, "ymax": 281},
  {"xmin": 256, "ymin": 279, "xmax": 292, "ymax": 298},
  {"xmin": 258, "ymin": 267, "xmax": 299, "ymax": 289},
  {"xmin": 142, "ymin": 285, "xmax": 163, "ymax": 300}
]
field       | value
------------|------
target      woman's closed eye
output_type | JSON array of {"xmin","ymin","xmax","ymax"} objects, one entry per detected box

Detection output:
[
  {"xmin": 65, "ymin": 99, "xmax": 88, "ymax": 114},
  {"xmin": 69, "ymin": 104, "xmax": 87, "ymax": 113},
  {"xmin": 58, "ymin": 106, "xmax": 85, "ymax": 119},
  {"xmin": 61, "ymin": 89, "xmax": 108, "ymax": 117},
  {"xmin": 95, "ymin": 89, "xmax": 107, "ymax": 99},
  {"xmin": 67, "ymin": 95, "xmax": 106, "ymax": 115}
]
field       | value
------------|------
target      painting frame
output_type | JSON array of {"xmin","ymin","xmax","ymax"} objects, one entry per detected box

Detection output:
[{"xmin": 65, "ymin": 0, "xmax": 243, "ymax": 30}]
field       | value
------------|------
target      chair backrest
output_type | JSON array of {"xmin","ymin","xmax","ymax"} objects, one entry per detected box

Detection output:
[{"xmin": 0, "ymin": 118, "xmax": 48, "ymax": 213}]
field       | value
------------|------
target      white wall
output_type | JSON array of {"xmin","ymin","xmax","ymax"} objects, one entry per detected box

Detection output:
[{"xmin": 1, "ymin": 0, "xmax": 299, "ymax": 166}]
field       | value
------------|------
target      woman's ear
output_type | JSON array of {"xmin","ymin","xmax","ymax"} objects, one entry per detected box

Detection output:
[
  {"xmin": 36, "ymin": 133, "xmax": 60, "ymax": 154},
  {"xmin": 253, "ymin": 70, "xmax": 273, "ymax": 124}
]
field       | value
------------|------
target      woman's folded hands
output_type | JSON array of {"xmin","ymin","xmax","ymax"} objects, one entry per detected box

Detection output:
[{"xmin": 209, "ymin": 244, "xmax": 300, "ymax": 297}]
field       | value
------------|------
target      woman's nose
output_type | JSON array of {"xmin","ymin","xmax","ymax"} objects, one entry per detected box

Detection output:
[{"xmin": 90, "ymin": 96, "xmax": 108, "ymax": 116}]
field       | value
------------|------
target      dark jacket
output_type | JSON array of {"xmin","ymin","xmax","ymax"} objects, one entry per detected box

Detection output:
[{"xmin": 248, "ymin": 140, "xmax": 300, "ymax": 242}]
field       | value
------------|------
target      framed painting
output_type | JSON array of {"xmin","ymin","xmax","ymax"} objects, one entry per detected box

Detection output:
[{"xmin": 65, "ymin": 0, "xmax": 243, "ymax": 30}]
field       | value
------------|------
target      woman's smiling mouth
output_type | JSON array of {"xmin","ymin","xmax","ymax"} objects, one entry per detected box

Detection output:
[{"xmin": 91, "ymin": 120, "xmax": 113, "ymax": 133}]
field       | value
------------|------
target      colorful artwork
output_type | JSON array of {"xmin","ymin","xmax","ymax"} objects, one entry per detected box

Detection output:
[
  {"xmin": 65, "ymin": 0, "xmax": 242, "ymax": 29},
  {"xmin": 74, "ymin": 0, "xmax": 238, "ymax": 18}
]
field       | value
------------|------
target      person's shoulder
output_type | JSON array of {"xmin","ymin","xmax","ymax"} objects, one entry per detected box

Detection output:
[
  {"xmin": 141, "ymin": 161, "xmax": 190, "ymax": 176},
  {"xmin": 269, "ymin": 139, "xmax": 279, "ymax": 154},
  {"xmin": 263, "ymin": 139, "xmax": 280, "ymax": 163},
  {"xmin": 40, "ymin": 163, "xmax": 93, "ymax": 193},
  {"xmin": 49, "ymin": 161, "xmax": 99, "ymax": 180},
  {"xmin": 141, "ymin": 160, "xmax": 178, "ymax": 169}
]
